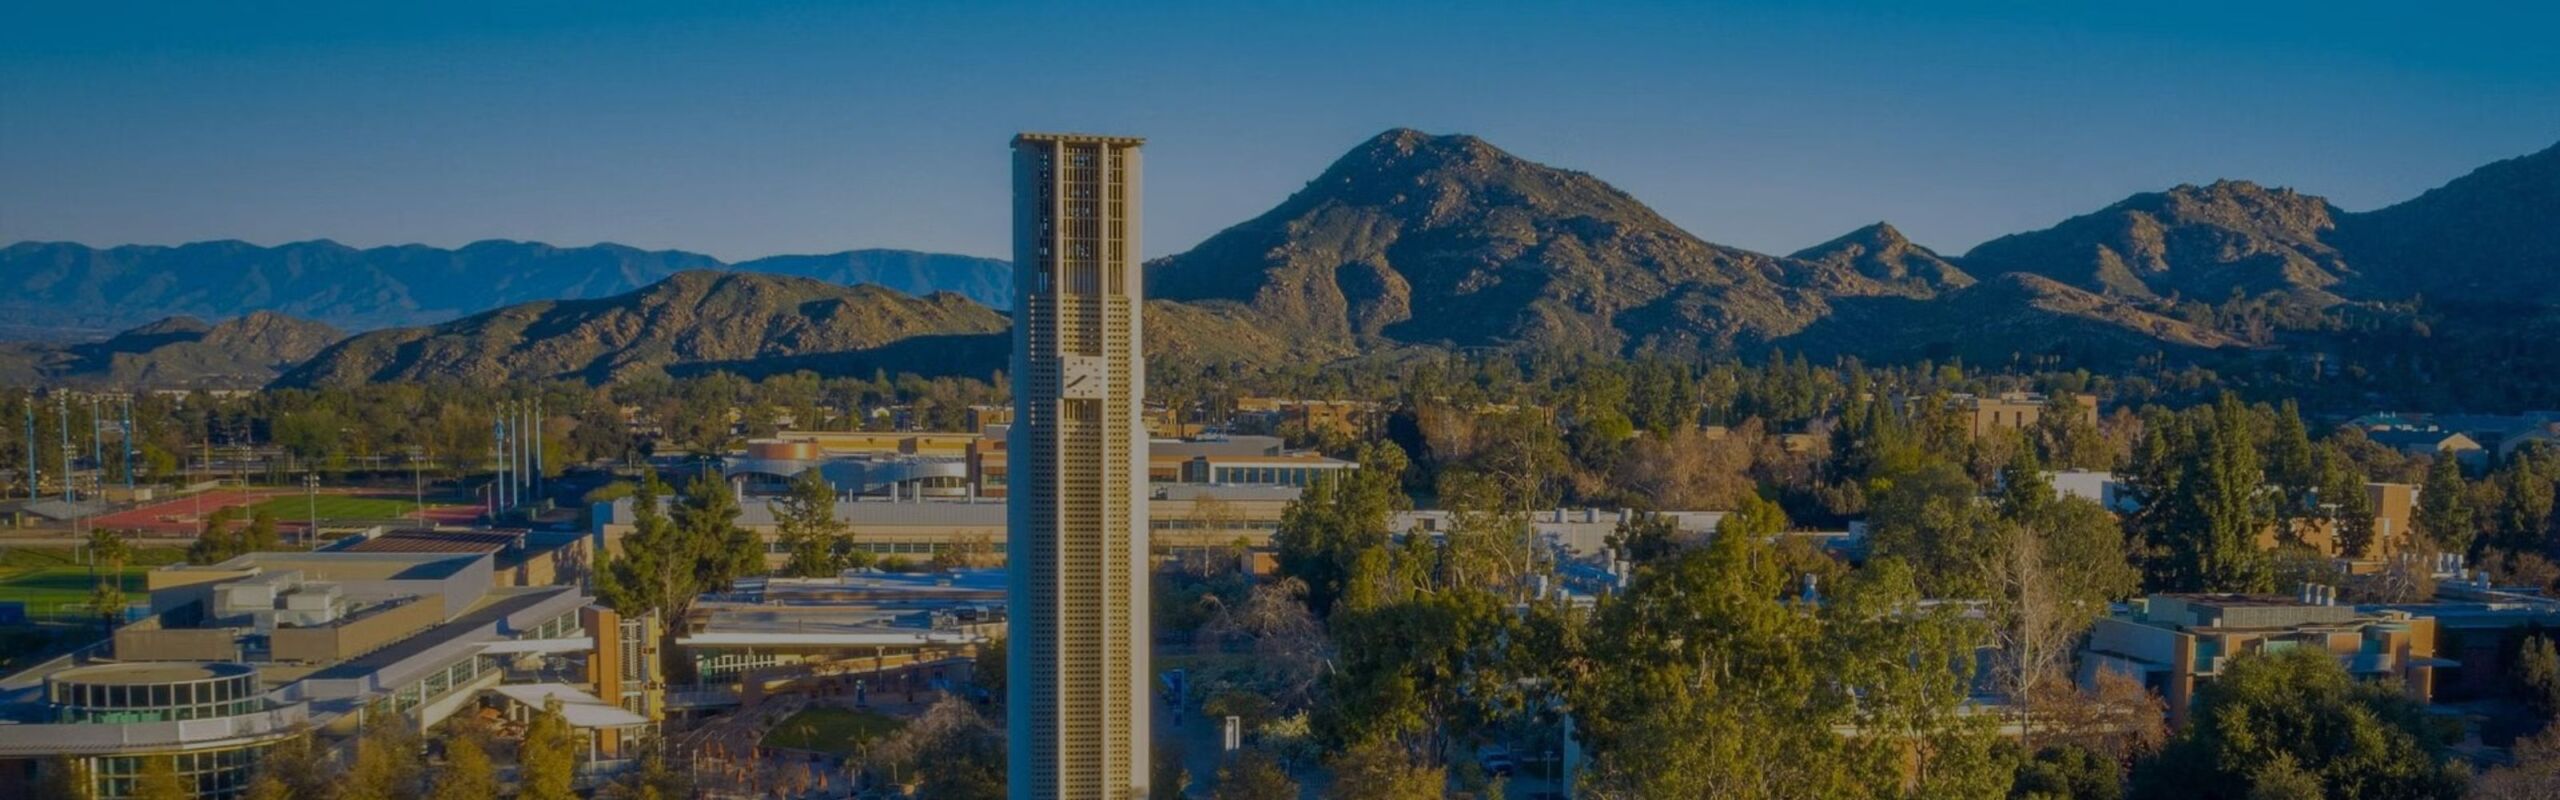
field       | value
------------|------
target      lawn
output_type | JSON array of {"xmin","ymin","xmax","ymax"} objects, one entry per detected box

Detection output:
[
  {"xmin": 762, "ymin": 707, "xmax": 907, "ymax": 755},
  {"xmin": 246, "ymin": 495, "xmax": 422, "ymax": 522},
  {"xmin": 0, "ymin": 545, "xmax": 188, "ymax": 622}
]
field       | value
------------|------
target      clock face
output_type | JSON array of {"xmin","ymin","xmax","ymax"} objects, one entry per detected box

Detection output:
[{"xmin": 1061, "ymin": 356, "xmax": 1107, "ymax": 399}]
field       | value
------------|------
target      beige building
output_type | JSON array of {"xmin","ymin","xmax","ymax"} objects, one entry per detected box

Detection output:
[
  {"xmin": 1007, "ymin": 131, "xmax": 1150, "ymax": 799},
  {"xmin": 2080, "ymin": 592, "xmax": 2444, "ymax": 728},
  {"xmin": 2258, "ymin": 482, "xmax": 2420, "ymax": 559},
  {"xmin": 1947, "ymin": 391, "xmax": 2097, "ymax": 436}
]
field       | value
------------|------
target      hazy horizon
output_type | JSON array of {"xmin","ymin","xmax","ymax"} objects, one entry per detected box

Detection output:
[{"xmin": 5, "ymin": 1, "xmax": 2556, "ymax": 262}]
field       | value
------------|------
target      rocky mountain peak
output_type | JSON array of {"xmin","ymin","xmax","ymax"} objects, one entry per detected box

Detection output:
[
  {"xmin": 1790, "ymin": 222, "xmax": 1972, "ymax": 296},
  {"xmin": 1148, "ymin": 128, "xmax": 1811, "ymax": 354}
]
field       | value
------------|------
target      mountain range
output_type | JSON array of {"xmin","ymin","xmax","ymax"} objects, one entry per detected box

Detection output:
[
  {"xmin": 0, "ymin": 312, "xmax": 343, "ymax": 388},
  {"xmin": 0, "ymin": 240, "xmax": 1013, "ymax": 334},
  {"xmin": 2, "ymin": 128, "xmax": 2553, "ymax": 390}
]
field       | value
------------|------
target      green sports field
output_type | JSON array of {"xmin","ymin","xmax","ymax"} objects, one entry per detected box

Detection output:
[
  {"xmin": 0, "ymin": 546, "xmax": 186, "ymax": 622},
  {"xmin": 761, "ymin": 707, "xmax": 906, "ymax": 754},
  {"xmin": 245, "ymin": 495, "xmax": 422, "ymax": 522}
]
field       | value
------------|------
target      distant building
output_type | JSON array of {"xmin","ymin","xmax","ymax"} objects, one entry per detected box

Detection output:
[
  {"xmin": 2256, "ymin": 482, "xmax": 2420, "ymax": 559},
  {"xmin": 2038, "ymin": 470, "xmax": 2138, "ymax": 513},
  {"xmin": 2079, "ymin": 592, "xmax": 2446, "ymax": 728},
  {"xmin": 2366, "ymin": 429, "xmax": 2488, "ymax": 471},
  {"xmin": 1233, "ymin": 397, "xmax": 1382, "ymax": 439},
  {"xmin": 597, "ymin": 483, "xmax": 1300, "ymax": 567},
  {"xmin": 971, "ymin": 432, "xmax": 1353, "ymax": 500},
  {"xmin": 1942, "ymin": 391, "xmax": 2097, "ymax": 437},
  {"xmin": 673, "ymin": 571, "xmax": 1001, "ymax": 688},
  {"xmin": 1394, "ymin": 507, "xmax": 1728, "ymax": 556}
]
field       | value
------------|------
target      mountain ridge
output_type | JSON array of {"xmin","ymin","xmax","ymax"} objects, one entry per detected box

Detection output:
[
  {"xmin": 276, "ymin": 270, "xmax": 1008, "ymax": 387},
  {"xmin": 0, "ymin": 239, "xmax": 1015, "ymax": 334}
]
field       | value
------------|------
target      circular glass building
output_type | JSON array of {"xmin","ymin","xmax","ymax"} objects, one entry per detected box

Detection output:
[{"xmin": 46, "ymin": 662, "xmax": 263, "ymax": 724}]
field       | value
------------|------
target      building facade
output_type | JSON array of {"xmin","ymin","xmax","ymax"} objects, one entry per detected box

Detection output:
[{"xmin": 1007, "ymin": 132, "xmax": 1150, "ymax": 799}]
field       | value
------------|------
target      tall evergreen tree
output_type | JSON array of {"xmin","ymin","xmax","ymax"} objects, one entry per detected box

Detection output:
[
  {"xmin": 2134, "ymin": 398, "xmax": 2272, "ymax": 592},
  {"xmin": 2267, "ymin": 401, "xmax": 2319, "ymax": 524},
  {"xmin": 772, "ymin": 470, "xmax": 847, "ymax": 578},
  {"xmin": 2418, "ymin": 456, "xmax": 2476, "ymax": 555}
]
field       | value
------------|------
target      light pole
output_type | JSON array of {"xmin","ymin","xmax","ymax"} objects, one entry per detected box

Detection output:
[
  {"xmin": 304, "ymin": 473, "xmax": 319, "ymax": 549},
  {"xmin": 413, "ymin": 447, "xmax": 426, "ymax": 527}
]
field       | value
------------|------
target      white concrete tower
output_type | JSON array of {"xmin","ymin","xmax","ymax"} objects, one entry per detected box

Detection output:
[{"xmin": 1007, "ymin": 132, "xmax": 1150, "ymax": 800}]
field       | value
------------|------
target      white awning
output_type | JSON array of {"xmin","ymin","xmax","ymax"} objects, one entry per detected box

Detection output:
[
  {"xmin": 489, "ymin": 683, "xmax": 649, "ymax": 728},
  {"xmin": 479, "ymin": 637, "xmax": 594, "ymax": 655},
  {"xmin": 677, "ymin": 630, "xmax": 984, "ymax": 648}
]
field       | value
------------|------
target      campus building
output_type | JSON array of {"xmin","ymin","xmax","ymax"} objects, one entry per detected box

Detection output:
[
  {"xmin": 2078, "ymin": 592, "xmax": 2448, "ymax": 728},
  {"xmin": 1940, "ymin": 391, "xmax": 2099, "ymax": 437},
  {"xmin": 672, "ymin": 571, "xmax": 1001, "ymax": 693},
  {"xmin": 0, "ymin": 545, "xmax": 651, "ymax": 799}
]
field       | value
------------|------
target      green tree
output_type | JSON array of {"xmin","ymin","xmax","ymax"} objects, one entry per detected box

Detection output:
[
  {"xmin": 2522, "ymin": 635, "xmax": 2560, "ymax": 720},
  {"xmin": 1150, "ymin": 743, "xmax": 1192, "ymax": 800},
  {"xmin": 772, "ymin": 470, "xmax": 846, "ymax": 578},
  {"xmin": 186, "ymin": 505, "xmax": 246, "ymax": 564},
  {"xmin": 130, "ymin": 756, "xmax": 187, "ymax": 800},
  {"xmin": 2034, "ymin": 392, "xmax": 2112, "ymax": 471},
  {"xmin": 1210, "ymin": 748, "xmax": 1300, "ymax": 800},
  {"xmin": 2417, "ymin": 455, "xmax": 2475, "ymax": 555},
  {"xmin": 244, "ymin": 507, "xmax": 282, "ymax": 552},
  {"xmin": 2130, "ymin": 398, "xmax": 2271, "ymax": 593},
  {"xmin": 243, "ymin": 772, "xmax": 293, "ymax": 800},
  {"xmin": 519, "ymin": 698, "xmax": 579, "ymax": 800},
  {"xmin": 247, "ymin": 730, "xmax": 336, "ymax": 800},
  {"xmin": 86, "ymin": 529, "xmax": 129, "ymax": 629},
  {"xmin": 598, "ymin": 470, "xmax": 755, "ymax": 677},
  {"xmin": 1271, "ymin": 441, "xmax": 1409, "ymax": 617},
  {"xmin": 1866, "ymin": 460, "xmax": 1999, "ymax": 598},
  {"xmin": 2130, "ymin": 648, "xmax": 2464, "ymax": 800},
  {"xmin": 35, "ymin": 756, "xmax": 95, "ymax": 800},
  {"xmin": 428, "ymin": 729, "xmax": 498, "ymax": 800},
  {"xmin": 344, "ymin": 706, "xmax": 425, "ymax": 800},
  {"xmin": 2265, "ymin": 401, "xmax": 2318, "ymax": 525},
  {"xmin": 1326, "ymin": 736, "xmax": 1445, "ymax": 800},
  {"xmin": 596, "ymin": 737, "xmax": 692, "ymax": 800},
  {"xmin": 1571, "ymin": 528, "xmax": 2004, "ymax": 798},
  {"xmin": 2012, "ymin": 743, "xmax": 2123, "ymax": 800},
  {"xmin": 976, "ymin": 636, "xmax": 1007, "ymax": 698},
  {"xmin": 2475, "ymin": 724, "xmax": 2560, "ymax": 800},
  {"xmin": 869, "ymin": 697, "xmax": 1004, "ymax": 800},
  {"xmin": 673, "ymin": 471, "xmax": 760, "ymax": 595},
  {"xmin": 2314, "ymin": 443, "xmax": 2380, "ymax": 557}
]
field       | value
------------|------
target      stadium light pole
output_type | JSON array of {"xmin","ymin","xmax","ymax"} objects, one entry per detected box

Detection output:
[{"xmin": 305, "ymin": 472, "xmax": 319, "ymax": 549}]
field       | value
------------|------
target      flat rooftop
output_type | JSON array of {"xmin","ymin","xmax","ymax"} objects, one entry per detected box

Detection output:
[
  {"xmin": 49, "ymin": 662, "xmax": 252, "ymax": 686},
  {"xmin": 682, "ymin": 571, "xmax": 1003, "ymax": 647},
  {"xmin": 306, "ymin": 587, "xmax": 575, "ymax": 681},
  {"xmin": 160, "ymin": 551, "xmax": 483, "ymax": 582},
  {"xmin": 338, "ymin": 529, "xmax": 519, "ymax": 554}
]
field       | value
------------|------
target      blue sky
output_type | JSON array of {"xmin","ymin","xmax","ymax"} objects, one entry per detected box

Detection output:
[{"xmin": 3, "ymin": 1, "xmax": 2555, "ymax": 261}]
